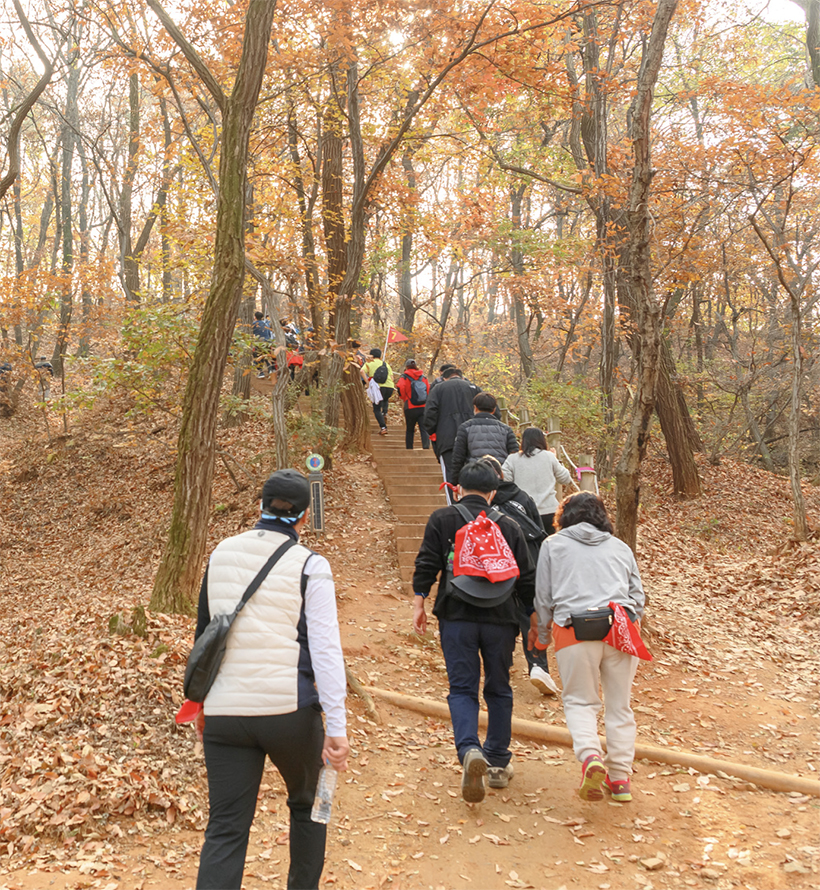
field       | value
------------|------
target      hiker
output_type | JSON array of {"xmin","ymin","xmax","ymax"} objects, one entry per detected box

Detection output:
[
  {"xmin": 360, "ymin": 348, "xmax": 394, "ymax": 436},
  {"xmin": 252, "ymin": 311, "xmax": 273, "ymax": 341},
  {"xmin": 252, "ymin": 312, "xmax": 275, "ymax": 377},
  {"xmin": 194, "ymin": 469, "xmax": 348, "ymax": 890},
  {"xmin": 423, "ymin": 367, "xmax": 482, "ymax": 502},
  {"xmin": 502, "ymin": 427, "xmax": 573, "ymax": 535},
  {"xmin": 396, "ymin": 359, "xmax": 431, "ymax": 450},
  {"xmin": 478, "ymin": 456, "xmax": 559, "ymax": 696},
  {"xmin": 450, "ymin": 392, "xmax": 518, "ymax": 486},
  {"xmin": 534, "ymin": 492, "xmax": 646, "ymax": 803},
  {"xmin": 429, "ymin": 362, "xmax": 455, "ymax": 392},
  {"xmin": 412, "ymin": 459, "xmax": 535, "ymax": 803}
]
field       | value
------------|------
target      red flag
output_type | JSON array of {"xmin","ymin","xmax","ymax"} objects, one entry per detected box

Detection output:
[
  {"xmin": 603, "ymin": 602, "xmax": 652, "ymax": 661},
  {"xmin": 386, "ymin": 325, "xmax": 409, "ymax": 344}
]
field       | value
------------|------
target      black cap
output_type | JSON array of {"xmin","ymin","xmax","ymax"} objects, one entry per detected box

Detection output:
[{"xmin": 261, "ymin": 469, "xmax": 310, "ymax": 517}]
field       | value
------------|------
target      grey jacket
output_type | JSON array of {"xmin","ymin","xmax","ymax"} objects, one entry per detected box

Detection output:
[
  {"xmin": 451, "ymin": 413, "xmax": 518, "ymax": 483},
  {"xmin": 535, "ymin": 522, "xmax": 645, "ymax": 641}
]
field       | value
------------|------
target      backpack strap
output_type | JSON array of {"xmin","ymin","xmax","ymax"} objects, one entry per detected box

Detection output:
[
  {"xmin": 486, "ymin": 506, "xmax": 505, "ymax": 525},
  {"xmin": 453, "ymin": 502, "xmax": 475, "ymax": 525}
]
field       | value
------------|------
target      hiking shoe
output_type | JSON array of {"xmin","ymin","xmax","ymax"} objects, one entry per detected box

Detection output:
[
  {"xmin": 605, "ymin": 776, "xmax": 632, "ymax": 802},
  {"xmin": 461, "ymin": 748, "xmax": 488, "ymax": 803},
  {"xmin": 379, "ymin": 428, "xmax": 388, "ymax": 436},
  {"xmin": 578, "ymin": 754, "xmax": 606, "ymax": 801},
  {"xmin": 529, "ymin": 665, "xmax": 559, "ymax": 696},
  {"xmin": 487, "ymin": 762, "xmax": 514, "ymax": 789}
]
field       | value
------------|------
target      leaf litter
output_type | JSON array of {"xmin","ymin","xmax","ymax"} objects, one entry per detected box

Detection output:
[{"xmin": 1, "ymin": 401, "xmax": 819, "ymax": 888}]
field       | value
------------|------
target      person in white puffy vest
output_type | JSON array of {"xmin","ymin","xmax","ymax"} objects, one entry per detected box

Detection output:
[{"xmin": 194, "ymin": 469, "xmax": 348, "ymax": 890}]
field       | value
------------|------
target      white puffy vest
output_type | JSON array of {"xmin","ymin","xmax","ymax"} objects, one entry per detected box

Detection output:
[{"xmin": 204, "ymin": 529, "xmax": 312, "ymax": 716}]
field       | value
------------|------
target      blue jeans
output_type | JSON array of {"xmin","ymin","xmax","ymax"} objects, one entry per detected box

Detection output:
[{"xmin": 438, "ymin": 619, "xmax": 518, "ymax": 768}]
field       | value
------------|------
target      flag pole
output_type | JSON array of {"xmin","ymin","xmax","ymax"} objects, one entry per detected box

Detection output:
[{"xmin": 382, "ymin": 326, "xmax": 391, "ymax": 359}]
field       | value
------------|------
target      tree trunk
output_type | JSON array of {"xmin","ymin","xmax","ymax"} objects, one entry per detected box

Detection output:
[
  {"xmin": 655, "ymin": 339, "xmax": 701, "ymax": 496},
  {"xmin": 340, "ymin": 360, "xmax": 371, "ymax": 452},
  {"xmin": 52, "ymin": 60, "xmax": 79, "ymax": 378},
  {"xmin": 614, "ymin": 0, "xmax": 678, "ymax": 552},
  {"xmin": 225, "ymin": 287, "xmax": 255, "ymax": 425},
  {"xmin": 160, "ymin": 96, "xmax": 173, "ymax": 303},
  {"xmin": 120, "ymin": 72, "xmax": 141, "ymax": 302},
  {"xmin": 787, "ymin": 294, "xmax": 809, "ymax": 540},
  {"xmin": 510, "ymin": 185, "xmax": 535, "ymax": 380},
  {"xmin": 398, "ymin": 147, "xmax": 417, "ymax": 332},
  {"xmin": 287, "ymin": 98, "xmax": 322, "ymax": 337},
  {"xmin": 75, "ymin": 132, "xmax": 92, "ymax": 357},
  {"xmin": 150, "ymin": 0, "xmax": 277, "ymax": 614}
]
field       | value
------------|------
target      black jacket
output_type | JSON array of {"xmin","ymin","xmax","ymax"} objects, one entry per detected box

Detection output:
[
  {"xmin": 412, "ymin": 494, "xmax": 535, "ymax": 626},
  {"xmin": 450, "ymin": 414, "xmax": 518, "ymax": 484},
  {"xmin": 423, "ymin": 377, "xmax": 482, "ymax": 454}
]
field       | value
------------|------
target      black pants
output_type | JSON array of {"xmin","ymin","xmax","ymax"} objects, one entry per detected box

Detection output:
[
  {"xmin": 404, "ymin": 406, "xmax": 430, "ymax": 449},
  {"xmin": 372, "ymin": 386, "xmax": 394, "ymax": 429},
  {"xmin": 519, "ymin": 602, "xmax": 549, "ymax": 672},
  {"xmin": 197, "ymin": 706, "xmax": 326, "ymax": 890}
]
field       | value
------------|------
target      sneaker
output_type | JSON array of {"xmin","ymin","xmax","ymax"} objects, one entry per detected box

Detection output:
[
  {"xmin": 604, "ymin": 776, "xmax": 632, "ymax": 802},
  {"xmin": 379, "ymin": 428, "xmax": 388, "ymax": 436},
  {"xmin": 529, "ymin": 665, "xmax": 559, "ymax": 696},
  {"xmin": 461, "ymin": 748, "xmax": 488, "ymax": 803},
  {"xmin": 578, "ymin": 754, "xmax": 606, "ymax": 801},
  {"xmin": 487, "ymin": 762, "xmax": 514, "ymax": 789}
]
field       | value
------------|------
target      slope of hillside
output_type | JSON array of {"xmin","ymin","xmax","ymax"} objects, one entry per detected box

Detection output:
[{"xmin": 1, "ymin": 396, "xmax": 818, "ymax": 890}]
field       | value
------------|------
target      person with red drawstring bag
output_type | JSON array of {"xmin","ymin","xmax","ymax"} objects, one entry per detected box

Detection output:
[
  {"xmin": 413, "ymin": 459, "xmax": 534, "ymax": 804},
  {"xmin": 531, "ymin": 491, "xmax": 648, "ymax": 803}
]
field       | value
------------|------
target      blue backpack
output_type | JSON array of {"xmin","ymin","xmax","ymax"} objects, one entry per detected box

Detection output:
[{"xmin": 402, "ymin": 373, "xmax": 428, "ymax": 405}]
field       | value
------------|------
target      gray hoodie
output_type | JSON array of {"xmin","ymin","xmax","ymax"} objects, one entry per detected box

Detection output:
[{"xmin": 535, "ymin": 522, "xmax": 645, "ymax": 641}]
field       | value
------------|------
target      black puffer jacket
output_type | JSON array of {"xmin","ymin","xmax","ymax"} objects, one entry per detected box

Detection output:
[{"xmin": 450, "ymin": 414, "xmax": 518, "ymax": 484}]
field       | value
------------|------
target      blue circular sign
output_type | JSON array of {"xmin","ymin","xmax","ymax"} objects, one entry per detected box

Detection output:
[{"xmin": 306, "ymin": 453, "xmax": 325, "ymax": 471}]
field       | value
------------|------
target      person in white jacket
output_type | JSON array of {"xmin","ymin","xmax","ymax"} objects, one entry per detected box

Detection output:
[
  {"xmin": 533, "ymin": 492, "xmax": 645, "ymax": 803},
  {"xmin": 501, "ymin": 428, "xmax": 572, "ymax": 534},
  {"xmin": 194, "ymin": 469, "xmax": 348, "ymax": 890}
]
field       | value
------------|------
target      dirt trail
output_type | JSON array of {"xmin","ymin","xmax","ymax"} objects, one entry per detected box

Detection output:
[{"xmin": 1, "ymin": 402, "xmax": 819, "ymax": 890}]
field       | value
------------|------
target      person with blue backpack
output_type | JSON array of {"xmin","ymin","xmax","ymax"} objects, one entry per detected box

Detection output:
[{"xmin": 396, "ymin": 359, "xmax": 431, "ymax": 450}]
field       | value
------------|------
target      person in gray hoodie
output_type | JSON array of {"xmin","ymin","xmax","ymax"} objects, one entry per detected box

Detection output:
[{"xmin": 532, "ymin": 492, "xmax": 645, "ymax": 803}]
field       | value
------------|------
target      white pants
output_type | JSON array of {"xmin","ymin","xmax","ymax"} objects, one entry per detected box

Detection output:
[{"xmin": 555, "ymin": 641, "xmax": 638, "ymax": 780}]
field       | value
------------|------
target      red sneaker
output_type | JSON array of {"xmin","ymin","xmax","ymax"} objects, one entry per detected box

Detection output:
[
  {"xmin": 604, "ymin": 776, "xmax": 632, "ymax": 802},
  {"xmin": 578, "ymin": 754, "xmax": 606, "ymax": 801}
]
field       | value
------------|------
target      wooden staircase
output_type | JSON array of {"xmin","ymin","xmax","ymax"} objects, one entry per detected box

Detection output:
[{"xmin": 369, "ymin": 420, "xmax": 445, "ymax": 589}]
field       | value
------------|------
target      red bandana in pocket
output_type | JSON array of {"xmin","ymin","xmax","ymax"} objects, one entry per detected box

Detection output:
[{"xmin": 603, "ymin": 602, "xmax": 652, "ymax": 661}]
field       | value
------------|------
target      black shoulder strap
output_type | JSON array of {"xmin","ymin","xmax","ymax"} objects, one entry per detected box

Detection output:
[
  {"xmin": 234, "ymin": 538, "xmax": 297, "ymax": 615},
  {"xmin": 486, "ymin": 506, "xmax": 504, "ymax": 524},
  {"xmin": 453, "ymin": 503, "xmax": 474, "ymax": 525}
]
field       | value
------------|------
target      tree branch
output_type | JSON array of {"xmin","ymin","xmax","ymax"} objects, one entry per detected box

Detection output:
[
  {"xmin": 0, "ymin": 0, "xmax": 56, "ymax": 201},
  {"xmin": 145, "ymin": 0, "xmax": 227, "ymax": 112}
]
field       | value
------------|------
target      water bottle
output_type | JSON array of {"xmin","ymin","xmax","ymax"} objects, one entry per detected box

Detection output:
[{"xmin": 311, "ymin": 764, "xmax": 338, "ymax": 824}]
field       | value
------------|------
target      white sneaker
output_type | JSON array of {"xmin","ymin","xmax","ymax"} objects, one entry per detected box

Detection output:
[{"xmin": 530, "ymin": 665, "xmax": 560, "ymax": 696}]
